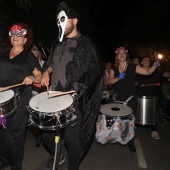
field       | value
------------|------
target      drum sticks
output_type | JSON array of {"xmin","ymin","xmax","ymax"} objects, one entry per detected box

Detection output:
[
  {"xmin": 0, "ymin": 83, "xmax": 24, "ymax": 91},
  {"xmin": 142, "ymin": 82, "xmax": 160, "ymax": 87},
  {"xmin": 48, "ymin": 90, "xmax": 76, "ymax": 98}
]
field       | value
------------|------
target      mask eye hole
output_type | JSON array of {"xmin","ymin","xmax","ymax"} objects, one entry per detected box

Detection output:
[
  {"xmin": 60, "ymin": 16, "xmax": 65, "ymax": 22},
  {"xmin": 11, "ymin": 33, "xmax": 23, "ymax": 37}
]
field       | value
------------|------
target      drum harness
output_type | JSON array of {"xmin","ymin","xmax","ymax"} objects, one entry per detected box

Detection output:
[{"xmin": 113, "ymin": 95, "xmax": 134, "ymax": 106}]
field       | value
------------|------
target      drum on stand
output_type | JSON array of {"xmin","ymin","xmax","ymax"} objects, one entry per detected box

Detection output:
[
  {"xmin": 27, "ymin": 91, "xmax": 77, "ymax": 130},
  {"xmin": 0, "ymin": 89, "xmax": 18, "ymax": 118},
  {"xmin": 96, "ymin": 103, "xmax": 135, "ymax": 145},
  {"xmin": 27, "ymin": 91, "xmax": 77, "ymax": 170},
  {"xmin": 135, "ymin": 96, "xmax": 157, "ymax": 125}
]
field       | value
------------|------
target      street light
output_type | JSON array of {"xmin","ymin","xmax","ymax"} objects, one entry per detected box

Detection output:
[{"xmin": 158, "ymin": 54, "xmax": 163, "ymax": 60}]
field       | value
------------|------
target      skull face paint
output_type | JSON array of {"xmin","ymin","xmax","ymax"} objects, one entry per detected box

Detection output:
[{"xmin": 57, "ymin": 10, "xmax": 68, "ymax": 42}]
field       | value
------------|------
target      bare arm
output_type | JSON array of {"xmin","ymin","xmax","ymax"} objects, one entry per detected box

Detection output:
[
  {"xmin": 108, "ymin": 69, "xmax": 119, "ymax": 85},
  {"xmin": 21, "ymin": 68, "xmax": 42, "ymax": 85},
  {"xmin": 32, "ymin": 68, "xmax": 42, "ymax": 83},
  {"xmin": 136, "ymin": 61, "xmax": 157, "ymax": 75},
  {"xmin": 41, "ymin": 66, "xmax": 53, "ymax": 87}
]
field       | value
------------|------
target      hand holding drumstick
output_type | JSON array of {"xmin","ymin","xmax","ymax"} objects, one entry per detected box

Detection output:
[
  {"xmin": 41, "ymin": 69, "xmax": 52, "ymax": 95},
  {"xmin": 0, "ymin": 83, "xmax": 24, "ymax": 91},
  {"xmin": 0, "ymin": 75, "xmax": 35, "ymax": 91}
]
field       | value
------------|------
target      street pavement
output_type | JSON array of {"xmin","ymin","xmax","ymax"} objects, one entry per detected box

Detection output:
[{"xmin": 4, "ymin": 118, "xmax": 170, "ymax": 170}]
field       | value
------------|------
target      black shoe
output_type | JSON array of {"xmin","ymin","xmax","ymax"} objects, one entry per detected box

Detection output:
[
  {"xmin": 58, "ymin": 153, "xmax": 65, "ymax": 166},
  {"xmin": 41, "ymin": 154, "xmax": 65, "ymax": 170},
  {"xmin": 128, "ymin": 143, "xmax": 136, "ymax": 153},
  {"xmin": 0, "ymin": 161, "xmax": 9, "ymax": 170}
]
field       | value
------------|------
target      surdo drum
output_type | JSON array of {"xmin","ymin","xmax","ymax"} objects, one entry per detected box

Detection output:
[
  {"xmin": 27, "ymin": 91, "xmax": 77, "ymax": 130},
  {"xmin": 0, "ymin": 89, "xmax": 17, "ymax": 118},
  {"xmin": 95, "ymin": 103, "xmax": 135, "ymax": 145},
  {"xmin": 100, "ymin": 103, "xmax": 133, "ymax": 126},
  {"xmin": 135, "ymin": 96, "xmax": 157, "ymax": 125}
]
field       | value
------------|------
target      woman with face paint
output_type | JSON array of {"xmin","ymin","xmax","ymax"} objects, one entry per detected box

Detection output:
[
  {"xmin": 40, "ymin": 1, "xmax": 103, "ymax": 170},
  {"xmin": 0, "ymin": 23, "xmax": 42, "ymax": 170},
  {"xmin": 108, "ymin": 47, "xmax": 160, "ymax": 153}
]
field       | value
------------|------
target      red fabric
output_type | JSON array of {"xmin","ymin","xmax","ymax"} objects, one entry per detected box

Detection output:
[{"xmin": 33, "ymin": 83, "xmax": 41, "ymax": 87}]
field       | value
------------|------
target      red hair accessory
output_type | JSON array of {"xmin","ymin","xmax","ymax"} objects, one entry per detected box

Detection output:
[
  {"xmin": 9, "ymin": 24, "xmax": 27, "ymax": 37},
  {"xmin": 10, "ymin": 25, "xmax": 23, "ymax": 31}
]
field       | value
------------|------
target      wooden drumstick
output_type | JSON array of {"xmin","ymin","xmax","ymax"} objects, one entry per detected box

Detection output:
[
  {"xmin": 46, "ymin": 86, "xmax": 49, "ymax": 95},
  {"xmin": 142, "ymin": 82, "xmax": 160, "ymax": 87},
  {"xmin": 0, "ymin": 83, "xmax": 24, "ymax": 91},
  {"xmin": 48, "ymin": 90, "xmax": 76, "ymax": 98}
]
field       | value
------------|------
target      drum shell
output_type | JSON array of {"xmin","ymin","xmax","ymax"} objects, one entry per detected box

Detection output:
[
  {"xmin": 0, "ymin": 90, "xmax": 18, "ymax": 118},
  {"xmin": 28, "ymin": 108, "xmax": 74, "ymax": 130},
  {"xmin": 135, "ymin": 96, "xmax": 157, "ymax": 125},
  {"xmin": 101, "ymin": 113, "xmax": 133, "ymax": 127},
  {"xmin": 100, "ymin": 103, "xmax": 133, "ymax": 127}
]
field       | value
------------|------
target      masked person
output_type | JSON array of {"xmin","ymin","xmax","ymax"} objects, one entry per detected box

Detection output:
[
  {"xmin": 40, "ymin": 1, "xmax": 103, "ymax": 170},
  {"xmin": 0, "ymin": 23, "xmax": 42, "ymax": 170},
  {"xmin": 108, "ymin": 47, "xmax": 160, "ymax": 152}
]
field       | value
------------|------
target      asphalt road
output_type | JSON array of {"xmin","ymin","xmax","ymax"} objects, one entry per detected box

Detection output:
[{"xmin": 4, "ymin": 118, "xmax": 170, "ymax": 170}]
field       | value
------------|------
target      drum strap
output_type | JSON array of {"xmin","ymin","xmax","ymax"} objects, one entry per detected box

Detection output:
[
  {"xmin": 125, "ymin": 95, "xmax": 134, "ymax": 104},
  {"xmin": 114, "ymin": 95, "xmax": 134, "ymax": 105}
]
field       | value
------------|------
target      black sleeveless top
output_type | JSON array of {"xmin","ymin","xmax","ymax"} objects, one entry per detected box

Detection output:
[{"xmin": 113, "ymin": 63, "xmax": 137, "ymax": 110}]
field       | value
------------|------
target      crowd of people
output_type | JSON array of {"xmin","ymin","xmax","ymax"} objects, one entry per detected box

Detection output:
[{"xmin": 0, "ymin": 1, "xmax": 170, "ymax": 170}]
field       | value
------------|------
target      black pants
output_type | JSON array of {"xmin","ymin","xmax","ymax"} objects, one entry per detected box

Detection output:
[
  {"xmin": 41, "ymin": 100, "xmax": 82, "ymax": 170},
  {"xmin": 0, "ymin": 107, "xmax": 29, "ymax": 170}
]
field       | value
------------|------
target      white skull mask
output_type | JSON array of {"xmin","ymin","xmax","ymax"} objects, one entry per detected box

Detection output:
[{"xmin": 57, "ymin": 10, "xmax": 68, "ymax": 42}]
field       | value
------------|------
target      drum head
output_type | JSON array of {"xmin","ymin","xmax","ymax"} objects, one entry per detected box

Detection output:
[
  {"xmin": 29, "ymin": 91, "xmax": 73, "ymax": 112},
  {"xmin": 0, "ymin": 90, "xmax": 14, "ymax": 103},
  {"xmin": 100, "ymin": 103, "xmax": 132, "ymax": 117}
]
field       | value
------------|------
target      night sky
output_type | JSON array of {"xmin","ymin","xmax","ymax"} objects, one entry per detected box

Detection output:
[{"xmin": 1, "ymin": 0, "xmax": 170, "ymax": 63}]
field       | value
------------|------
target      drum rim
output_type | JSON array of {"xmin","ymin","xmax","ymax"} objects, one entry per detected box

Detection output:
[
  {"xmin": 100, "ymin": 103, "xmax": 132, "ymax": 117},
  {"xmin": 137, "ymin": 96, "xmax": 157, "ymax": 99}
]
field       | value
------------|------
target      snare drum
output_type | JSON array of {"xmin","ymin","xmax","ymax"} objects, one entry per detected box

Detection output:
[
  {"xmin": 0, "ymin": 89, "xmax": 17, "ymax": 118},
  {"xmin": 96, "ymin": 103, "xmax": 135, "ymax": 145},
  {"xmin": 27, "ymin": 91, "xmax": 77, "ymax": 130}
]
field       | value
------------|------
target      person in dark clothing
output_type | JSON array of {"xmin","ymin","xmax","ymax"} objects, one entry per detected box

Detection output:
[
  {"xmin": 0, "ymin": 23, "xmax": 42, "ymax": 170},
  {"xmin": 108, "ymin": 47, "xmax": 159, "ymax": 152},
  {"xmin": 136, "ymin": 56, "xmax": 164, "ymax": 139},
  {"xmin": 40, "ymin": 1, "xmax": 103, "ymax": 170}
]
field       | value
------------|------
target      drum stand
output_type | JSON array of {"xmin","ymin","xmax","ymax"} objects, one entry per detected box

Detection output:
[{"xmin": 53, "ymin": 121, "xmax": 61, "ymax": 170}]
